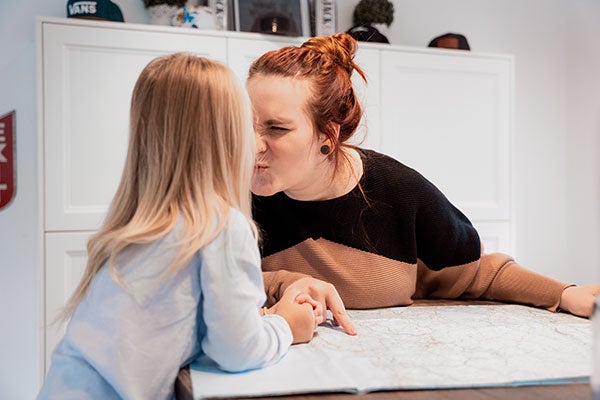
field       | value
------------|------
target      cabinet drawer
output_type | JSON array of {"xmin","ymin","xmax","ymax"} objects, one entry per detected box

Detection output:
[{"xmin": 44, "ymin": 231, "xmax": 93, "ymax": 373}]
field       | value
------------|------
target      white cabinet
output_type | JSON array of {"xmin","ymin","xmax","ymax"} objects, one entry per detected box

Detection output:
[
  {"xmin": 42, "ymin": 21, "xmax": 228, "ymax": 232},
  {"xmin": 44, "ymin": 232, "xmax": 91, "ymax": 370},
  {"xmin": 38, "ymin": 17, "xmax": 513, "ymax": 374},
  {"xmin": 379, "ymin": 50, "xmax": 512, "ymax": 224}
]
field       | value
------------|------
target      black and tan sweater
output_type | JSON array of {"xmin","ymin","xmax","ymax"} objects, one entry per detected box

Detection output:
[{"xmin": 254, "ymin": 149, "xmax": 569, "ymax": 310}]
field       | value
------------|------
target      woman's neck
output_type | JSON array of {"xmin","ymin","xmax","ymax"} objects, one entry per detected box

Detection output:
[{"xmin": 284, "ymin": 148, "xmax": 364, "ymax": 201}]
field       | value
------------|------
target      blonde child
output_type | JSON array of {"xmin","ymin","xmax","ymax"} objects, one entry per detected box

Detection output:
[{"xmin": 37, "ymin": 53, "xmax": 318, "ymax": 400}]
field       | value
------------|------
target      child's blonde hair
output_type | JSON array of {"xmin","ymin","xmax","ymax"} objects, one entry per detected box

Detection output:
[{"xmin": 63, "ymin": 53, "xmax": 256, "ymax": 317}]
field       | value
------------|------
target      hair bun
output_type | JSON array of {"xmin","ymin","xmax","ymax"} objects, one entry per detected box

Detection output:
[{"xmin": 302, "ymin": 33, "xmax": 358, "ymax": 76}]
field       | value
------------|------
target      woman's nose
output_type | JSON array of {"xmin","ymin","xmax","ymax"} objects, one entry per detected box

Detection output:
[{"xmin": 255, "ymin": 131, "xmax": 267, "ymax": 154}]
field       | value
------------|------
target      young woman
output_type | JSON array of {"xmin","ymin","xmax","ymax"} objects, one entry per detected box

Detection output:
[
  {"xmin": 247, "ymin": 33, "xmax": 600, "ymax": 335},
  {"xmin": 38, "ymin": 53, "xmax": 319, "ymax": 400}
]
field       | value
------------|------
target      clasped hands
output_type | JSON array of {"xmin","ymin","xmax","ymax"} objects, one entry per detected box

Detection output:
[{"xmin": 266, "ymin": 277, "xmax": 356, "ymax": 344}]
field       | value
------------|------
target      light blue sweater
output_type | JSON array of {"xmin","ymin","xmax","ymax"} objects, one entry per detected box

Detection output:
[{"xmin": 38, "ymin": 208, "xmax": 292, "ymax": 399}]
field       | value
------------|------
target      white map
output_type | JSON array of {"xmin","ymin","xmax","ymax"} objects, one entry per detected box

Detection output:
[{"xmin": 190, "ymin": 304, "xmax": 591, "ymax": 399}]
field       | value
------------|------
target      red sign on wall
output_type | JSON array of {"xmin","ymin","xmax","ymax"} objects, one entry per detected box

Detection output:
[{"xmin": 0, "ymin": 111, "xmax": 15, "ymax": 210}]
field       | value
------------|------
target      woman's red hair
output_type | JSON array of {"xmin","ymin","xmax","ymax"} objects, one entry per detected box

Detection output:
[{"xmin": 248, "ymin": 33, "xmax": 367, "ymax": 173}]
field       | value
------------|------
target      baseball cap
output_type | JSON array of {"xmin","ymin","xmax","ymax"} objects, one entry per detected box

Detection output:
[
  {"xmin": 428, "ymin": 33, "xmax": 471, "ymax": 51},
  {"xmin": 346, "ymin": 24, "xmax": 389, "ymax": 44},
  {"xmin": 67, "ymin": 0, "xmax": 125, "ymax": 22}
]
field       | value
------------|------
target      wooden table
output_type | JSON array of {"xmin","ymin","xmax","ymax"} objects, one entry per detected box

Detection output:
[
  {"xmin": 175, "ymin": 369, "xmax": 591, "ymax": 400},
  {"xmin": 175, "ymin": 300, "xmax": 593, "ymax": 400}
]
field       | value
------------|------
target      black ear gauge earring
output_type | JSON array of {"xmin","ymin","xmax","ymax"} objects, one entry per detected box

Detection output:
[{"xmin": 320, "ymin": 145, "xmax": 331, "ymax": 155}]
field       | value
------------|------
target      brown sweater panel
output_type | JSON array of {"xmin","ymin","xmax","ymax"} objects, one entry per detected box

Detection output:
[
  {"xmin": 262, "ymin": 243, "xmax": 570, "ymax": 311},
  {"xmin": 414, "ymin": 253, "xmax": 511, "ymax": 299},
  {"xmin": 261, "ymin": 238, "xmax": 417, "ymax": 309},
  {"xmin": 414, "ymin": 259, "xmax": 482, "ymax": 299},
  {"xmin": 460, "ymin": 253, "xmax": 514, "ymax": 298}
]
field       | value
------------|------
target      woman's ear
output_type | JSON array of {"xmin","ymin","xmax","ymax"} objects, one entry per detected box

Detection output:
[{"xmin": 318, "ymin": 123, "xmax": 340, "ymax": 156}]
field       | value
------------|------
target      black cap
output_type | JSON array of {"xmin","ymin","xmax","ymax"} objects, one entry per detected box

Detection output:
[
  {"xmin": 346, "ymin": 24, "xmax": 389, "ymax": 44},
  {"xmin": 428, "ymin": 33, "xmax": 470, "ymax": 50},
  {"xmin": 67, "ymin": 0, "xmax": 124, "ymax": 22}
]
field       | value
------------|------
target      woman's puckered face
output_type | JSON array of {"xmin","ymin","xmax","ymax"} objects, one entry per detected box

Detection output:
[{"xmin": 248, "ymin": 75, "xmax": 326, "ymax": 199}]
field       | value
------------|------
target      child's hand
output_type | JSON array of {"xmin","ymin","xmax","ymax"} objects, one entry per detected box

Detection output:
[
  {"xmin": 295, "ymin": 292, "xmax": 324, "ymax": 326},
  {"xmin": 284, "ymin": 277, "xmax": 357, "ymax": 335},
  {"xmin": 559, "ymin": 284, "xmax": 600, "ymax": 317},
  {"xmin": 270, "ymin": 289, "xmax": 319, "ymax": 344}
]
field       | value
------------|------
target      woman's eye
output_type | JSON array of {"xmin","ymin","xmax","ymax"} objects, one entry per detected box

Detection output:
[{"xmin": 269, "ymin": 126, "xmax": 289, "ymax": 133}]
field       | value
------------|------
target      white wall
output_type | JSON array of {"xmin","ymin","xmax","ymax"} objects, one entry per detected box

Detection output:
[
  {"xmin": 1, "ymin": 2, "xmax": 52, "ymax": 398},
  {"xmin": 565, "ymin": 1, "xmax": 600, "ymax": 287},
  {"xmin": 0, "ymin": 0, "xmax": 598, "ymax": 398}
]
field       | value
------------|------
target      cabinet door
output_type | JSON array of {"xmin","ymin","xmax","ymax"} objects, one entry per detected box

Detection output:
[
  {"xmin": 42, "ymin": 22, "xmax": 227, "ymax": 232},
  {"xmin": 44, "ymin": 231, "xmax": 92, "ymax": 373},
  {"xmin": 380, "ymin": 51, "xmax": 512, "ymax": 222}
]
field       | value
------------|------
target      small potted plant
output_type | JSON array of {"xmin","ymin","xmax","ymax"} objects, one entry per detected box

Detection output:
[
  {"xmin": 142, "ymin": 0, "xmax": 187, "ymax": 25},
  {"xmin": 346, "ymin": 0, "xmax": 394, "ymax": 43}
]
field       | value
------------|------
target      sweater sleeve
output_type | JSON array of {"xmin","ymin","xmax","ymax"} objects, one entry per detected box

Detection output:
[
  {"xmin": 468, "ymin": 253, "xmax": 572, "ymax": 311},
  {"xmin": 262, "ymin": 270, "xmax": 312, "ymax": 307},
  {"xmin": 415, "ymin": 253, "xmax": 572, "ymax": 311},
  {"xmin": 417, "ymin": 252, "xmax": 572, "ymax": 311},
  {"xmin": 200, "ymin": 209, "xmax": 293, "ymax": 372}
]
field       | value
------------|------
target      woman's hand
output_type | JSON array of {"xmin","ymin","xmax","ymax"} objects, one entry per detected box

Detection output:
[
  {"xmin": 283, "ymin": 277, "xmax": 357, "ymax": 335},
  {"xmin": 559, "ymin": 284, "xmax": 600, "ymax": 317},
  {"xmin": 269, "ymin": 289, "xmax": 320, "ymax": 344}
]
